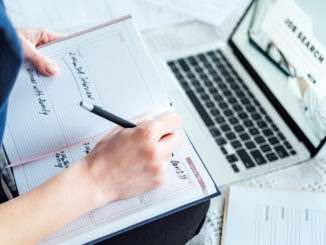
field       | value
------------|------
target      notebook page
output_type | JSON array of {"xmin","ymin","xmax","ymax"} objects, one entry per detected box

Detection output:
[
  {"xmin": 12, "ymin": 128, "xmax": 217, "ymax": 245},
  {"xmin": 4, "ymin": 17, "xmax": 168, "ymax": 164},
  {"xmin": 223, "ymin": 186, "xmax": 326, "ymax": 245}
]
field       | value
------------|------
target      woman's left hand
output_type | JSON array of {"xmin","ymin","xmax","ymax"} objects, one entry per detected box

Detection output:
[{"xmin": 17, "ymin": 28, "xmax": 61, "ymax": 76}]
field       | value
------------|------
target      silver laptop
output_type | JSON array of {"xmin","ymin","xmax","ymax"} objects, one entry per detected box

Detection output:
[{"xmin": 155, "ymin": 0, "xmax": 326, "ymax": 186}]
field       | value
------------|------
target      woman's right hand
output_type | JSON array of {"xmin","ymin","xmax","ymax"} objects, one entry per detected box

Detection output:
[{"xmin": 82, "ymin": 112, "xmax": 182, "ymax": 208}]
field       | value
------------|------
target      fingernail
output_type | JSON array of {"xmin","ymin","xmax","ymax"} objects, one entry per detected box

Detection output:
[{"xmin": 45, "ymin": 64, "xmax": 58, "ymax": 75}]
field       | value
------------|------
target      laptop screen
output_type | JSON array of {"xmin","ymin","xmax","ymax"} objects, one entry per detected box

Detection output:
[{"xmin": 231, "ymin": 0, "xmax": 326, "ymax": 148}]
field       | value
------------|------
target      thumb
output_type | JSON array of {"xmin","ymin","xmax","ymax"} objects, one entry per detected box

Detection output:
[{"xmin": 23, "ymin": 41, "xmax": 58, "ymax": 76}]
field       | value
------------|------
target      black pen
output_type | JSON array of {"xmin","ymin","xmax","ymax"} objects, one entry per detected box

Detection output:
[{"xmin": 80, "ymin": 101, "xmax": 136, "ymax": 128}]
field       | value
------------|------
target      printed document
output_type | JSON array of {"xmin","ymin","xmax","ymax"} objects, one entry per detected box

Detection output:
[{"xmin": 222, "ymin": 186, "xmax": 326, "ymax": 245}]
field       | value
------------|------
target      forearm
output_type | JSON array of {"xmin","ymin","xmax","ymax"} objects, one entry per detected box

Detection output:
[{"xmin": 0, "ymin": 159, "xmax": 104, "ymax": 245}]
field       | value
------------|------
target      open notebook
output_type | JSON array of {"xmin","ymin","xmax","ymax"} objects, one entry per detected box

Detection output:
[
  {"xmin": 3, "ymin": 16, "xmax": 219, "ymax": 244},
  {"xmin": 222, "ymin": 185, "xmax": 326, "ymax": 245}
]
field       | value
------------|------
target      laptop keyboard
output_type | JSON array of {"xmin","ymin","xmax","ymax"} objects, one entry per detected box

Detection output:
[{"xmin": 167, "ymin": 49, "xmax": 297, "ymax": 173}]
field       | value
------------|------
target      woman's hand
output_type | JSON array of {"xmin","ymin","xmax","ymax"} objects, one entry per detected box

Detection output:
[
  {"xmin": 83, "ymin": 112, "xmax": 182, "ymax": 207},
  {"xmin": 17, "ymin": 28, "xmax": 61, "ymax": 76}
]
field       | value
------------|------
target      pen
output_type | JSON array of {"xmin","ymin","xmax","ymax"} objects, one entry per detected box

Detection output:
[{"xmin": 80, "ymin": 101, "xmax": 137, "ymax": 128}]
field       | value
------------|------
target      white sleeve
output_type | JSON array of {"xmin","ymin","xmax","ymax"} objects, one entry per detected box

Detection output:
[{"xmin": 302, "ymin": 88, "xmax": 326, "ymax": 139}]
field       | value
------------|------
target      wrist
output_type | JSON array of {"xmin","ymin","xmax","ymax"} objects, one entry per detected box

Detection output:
[{"xmin": 76, "ymin": 157, "xmax": 115, "ymax": 209}]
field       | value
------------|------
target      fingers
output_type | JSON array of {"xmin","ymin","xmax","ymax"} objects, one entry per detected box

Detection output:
[
  {"xmin": 18, "ymin": 28, "xmax": 61, "ymax": 76},
  {"xmin": 138, "ymin": 112, "xmax": 182, "ymax": 140},
  {"xmin": 23, "ymin": 42, "xmax": 58, "ymax": 76},
  {"xmin": 37, "ymin": 29, "xmax": 62, "ymax": 46},
  {"xmin": 159, "ymin": 132, "xmax": 182, "ymax": 155},
  {"xmin": 131, "ymin": 114, "xmax": 153, "ymax": 125}
]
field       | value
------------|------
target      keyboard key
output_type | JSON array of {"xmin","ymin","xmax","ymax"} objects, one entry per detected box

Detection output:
[
  {"xmin": 241, "ymin": 98, "xmax": 251, "ymax": 105},
  {"xmin": 229, "ymin": 117, "xmax": 239, "ymax": 124},
  {"xmin": 214, "ymin": 94, "xmax": 223, "ymax": 102},
  {"xmin": 262, "ymin": 129, "xmax": 273, "ymax": 137},
  {"xmin": 224, "ymin": 109, "xmax": 233, "ymax": 117},
  {"xmin": 235, "ymin": 91, "xmax": 245, "ymax": 97},
  {"xmin": 260, "ymin": 144, "xmax": 272, "ymax": 152},
  {"xmin": 236, "ymin": 149, "xmax": 255, "ymax": 169},
  {"xmin": 252, "ymin": 113, "xmax": 262, "ymax": 121},
  {"xmin": 244, "ymin": 120, "xmax": 254, "ymax": 127},
  {"xmin": 222, "ymin": 90, "xmax": 233, "ymax": 97},
  {"xmin": 209, "ymin": 87, "xmax": 218, "ymax": 94},
  {"xmin": 239, "ymin": 113, "xmax": 248, "ymax": 119},
  {"xmin": 215, "ymin": 116, "xmax": 225, "ymax": 124},
  {"xmin": 231, "ymin": 140, "xmax": 242, "ymax": 148},
  {"xmin": 195, "ymin": 66, "xmax": 203, "ymax": 73},
  {"xmin": 231, "ymin": 164, "xmax": 240, "ymax": 173},
  {"xmin": 187, "ymin": 73, "xmax": 195, "ymax": 79},
  {"xmin": 254, "ymin": 136, "xmax": 265, "ymax": 144},
  {"xmin": 230, "ymin": 83, "xmax": 240, "ymax": 90},
  {"xmin": 268, "ymin": 137, "xmax": 279, "ymax": 145},
  {"xmin": 245, "ymin": 141, "xmax": 256, "ymax": 150},
  {"xmin": 167, "ymin": 61, "xmax": 176, "ymax": 67},
  {"xmin": 227, "ymin": 154, "xmax": 238, "ymax": 163},
  {"xmin": 239, "ymin": 133, "xmax": 250, "ymax": 141},
  {"xmin": 198, "ymin": 54, "xmax": 207, "ymax": 61},
  {"xmin": 211, "ymin": 109, "xmax": 220, "ymax": 116},
  {"xmin": 195, "ymin": 87, "xmax": 205, "ymax": 93},
  {"xmin": 249, "ymin": 128, "xmax": 259, "ymax": 136},
  {"xmin": 234, "ymin": 125, "xmax": 245, "ymax": 132},
  {"xmin": 233, "ymin": 105, "xmax": 243, "ymax": 112},
  {"xmin": 284, "ymin": 141, "xmax": 293, "ymax": 149},
  {"xmin": 186, "ymin": 90, "xmax": 214, "ymax": 126},
  {"xmin": 226, "ymin": 132, "xmax": 236, "ymax": 140},
  {"xmin": 187, "ymin": 56, "xmax": 198, "ymax": 65},
  {"xmin": 191, "ymin": 80, "xmax": 200, "ymax": 86},
  {"xmin": 210, "ymin": 127, "xmax": 221, "ymax": 137},
  {"xmin": 220, "ymin": 124, "xmax": 231, "ymax": 132},
  {"xmin": 175, "ymin": 73, "xmax": 184, "ymax": 80},
  {"xmin": 290, "ymin": 150, "xmax": 297, "ymax": 155},
  {"xmin": 179, "ymin": 81, "xmax": 189, "ymax": 90},
  {"xmin": 219, "ymin": 102, "xmax": 228, "ymax": 109},
  {"xmin": 200, "ymin": 73, "xmax": 208, "ymax": 80},
  {"xmin": 217, "ymin": 83, "xmax": 227, "ymax": 90},
  {"xmin": 208, "ymin": 69, "xmax": 218, "ymax": 76},
  {"xmin": 274, "ymin": 145, "xmax": 289, "ymax": 158},
  {"xmin": 228, "ymin": 98, "xmax": 237, "ymax": 104},
  {"xmin": 259, "ymin": 107, "xmax": 267, "ymax": 115},
  {"xmin": 257, "ymin": 121, "xmax": 268, "ymax": 129},
  {"xmin": 201, "ymin": 94, "xmax": 210, "ymax": 100},
  {"xmin": 216, "ymin": 137, "xmax": 227, "ymax": 146},
  {"xmin": 266, "ymin": 153, "xmax": 278, "ymax": 162},
  {"xmin": 271, "ymin": 123, "xmax": 279, "ymax": 131},
  {"xmin": 220, "ymin": 146, "xmax": 228, "ymax": 155},
  {"xmin": 204, "ymin": 80, "xmax": 213, "ymax": 87},
  {"xmin": 253, "ymin": 99, "xmax": 260, "ymax": 106},
  {"xmin": 213, "ymin": 75, "xmax": 222, "ymax": 82},
  {"xmin": 205, "ymin": 101, "xmax": 215, "ymax": 108},
  {"xmin": 250, "ymin": 150, "xmax": 267, "ymax": 165},
  {"xmin": 246, "ymin": 106, "xmax": 256, "ymax": 113},
  {"xmin": 278, "ymin": 133, "xmax": 286, "ymax": 140}
]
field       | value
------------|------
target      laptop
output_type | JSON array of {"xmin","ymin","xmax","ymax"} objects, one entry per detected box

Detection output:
[{"xmin": 154, "ymin": 0, "xmax": 326, "ymax": 186}]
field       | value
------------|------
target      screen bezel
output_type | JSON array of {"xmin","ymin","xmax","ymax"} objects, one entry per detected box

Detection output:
[{"xmin": 228, "ymin": 0, "xmax": 326, "ymax": 156}]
